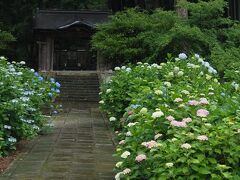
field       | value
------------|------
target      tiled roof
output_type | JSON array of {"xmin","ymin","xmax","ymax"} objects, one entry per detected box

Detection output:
[{"xmin": 34, "ymin": 9, "xmax": 110, "ymax": 30}]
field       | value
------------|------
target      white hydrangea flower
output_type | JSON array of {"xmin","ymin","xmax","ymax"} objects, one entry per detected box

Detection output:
[
  {"xmin": 99, "ymin": 100, "xmax": 104, "ymax": 104},
  {"xmin": 151, "ymin": 63, "xmax": 159, "ymax": 68},
  {"xmin": 115, "ymin": 161, "xmax": 123, "ymax": 168},
  {"xmin": 164, "ymin": 82, "xmax": 171, "ymax": 87},
  {"xmin": 106, "ymin": 89, "xmax": 112, "ymax": 93},
  {"xmin": 126, "ymin": 131, "xmax": 132, "ymax": 136},
  {"xmin": 4, "ymin": 125, "xmax": 11, "ymax": 129},
  {"xmin": 19, "ymin": 61, "xmax": 26, "ymax": 65},
  {"xmin": 181, "ymin": 90, "xmax": 190, "ymax": 95},
  {"xmin": 121, "ymin": 151, "xmax": 131, "ymax": 158},
  {"xmin": 17, "ymin": 72, "xmax": 23, "ymax": 76},
  {"xmin": 0, "ymin": 56, "xmax": 6, "ymax": 60},
  {"xmin": 114, "ymin": 67, "xmax": 121, "ymax": 71},
  {"xmin": 121, "ymin": 66, "xmax": 126, "ymax": 70},
  {"xmin": 203, "ymin": 62, "xmax": 210, "ymax": 68},
  {"xmin": 8, "ymin": 136, "xmax": 17, "ymax": 143},
  {"xmin": 194, "ymin": 54, "xmax": 200, "ymax": 59},
  {"xmin": 167, "ymin": 72, "xmax": 174, "ymax": 77},
  {"xmin": 126, "ymin": 67, "xmax": 131, "ymax": 72},
  {"xmin": 177, "ymin": 71, "xmax": 184, "ymax": 77},
  {"xmin": 127, "ymin": 122, "xmax": 138, "ymax": 127},
  {"xmin": 152, "ymin": 110, "xmax": 164, "ymax": 119},
  {"xmin": 166, "ymin": 163, "xmax": 174, "ymax": 168},
  {"xmin": 154, "ymin": 90, "xmax": 163, "ymax": 95},
  {"xmin": 173, "ymin": 67, "xmax": 180, "ymax": 72},
  {"xmin": 109, "ymin": 117, "xmax": 116, "ymax": 122},
  {"xmin": 181, "ymin": 143, "xmax": 191, "ymax": 149},
  {"xmin": 198, "ymin": 58, "xmax": 204, "ymax": 63},
  {"xmin": 140, "ymin": 107, "xmax": 148, "ymax": 114},
  {"xmin": 115, "ymin": 172, "xmax": 123, "ymax": 180}
]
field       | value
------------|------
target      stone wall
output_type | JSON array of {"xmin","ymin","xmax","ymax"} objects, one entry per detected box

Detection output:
[{"xmin": 97, "ymin": 52, "xmax": 113, "ymax": 84}]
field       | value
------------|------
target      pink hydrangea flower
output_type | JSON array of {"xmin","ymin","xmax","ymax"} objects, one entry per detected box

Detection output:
[
  {"xmin": 171, "ymin": 120, "xmax": 187, "ymax": 128},
  {"xmin": 182, "ymin": 117, "xmax": 192, "ymax": 123},
  {"xmin": 188, "ymin": 100, "xmax": 199, "ymax": 106},
  {"xmin": 119, "ymin": 140, "xmax": 125, "ymax": 145},
  {"xmin": 135, "ymin": 154, "xmax": 147, "ymax": 162},
  {"xmin": 128, "ymin": 111, "xmax": 134, "ymax": 115},
  {"xmin": 197, "ymin": 109, "xmax": 209, "ymax": 117},
  {"xmin": 141, "ymin": 140, "xmax": 158, "ymax": 149},
  {"xmin": 174, "ymin": 98, "xmax": 183, "ymax": 103},
  {"xmin": 181, "ymin": 143, "xmax": 192, "ymax": 149},
  {"xmin": 197, "ymin": 135, "xmax": 208, "ymax": 141},
  {"xmin": 166, "ymin": 116, "xmax": 175, "ymax": 121},
  {"xmin": 199, "ymin": 98, "xmax": 209, "ymax": 105}
]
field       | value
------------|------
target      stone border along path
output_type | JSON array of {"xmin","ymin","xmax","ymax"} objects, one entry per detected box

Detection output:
[{"xmin": 1, "ymin": 102, "xmax": 116, "ymax": 180}]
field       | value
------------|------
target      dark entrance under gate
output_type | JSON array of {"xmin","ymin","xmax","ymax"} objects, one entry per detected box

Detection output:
[{"xmin": 53, "ymin": 28, "xmax": 96, "ymax": 71}]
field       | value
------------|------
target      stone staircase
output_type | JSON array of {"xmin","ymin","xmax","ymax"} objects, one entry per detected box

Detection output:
[{"xmin": 55, "ymin": 72, "xmax": 100, "ymax": 102}]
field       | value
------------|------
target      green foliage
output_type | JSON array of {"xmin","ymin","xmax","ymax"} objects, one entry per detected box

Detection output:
[
  {"xmin": 92, "ymin": 0, "xmax": 240, "ymax": 77},
  {"xmin": 99, "ymin": 54, "xmax": 240, "ymax": 179},
  {"xmin": 42, "ymin": 0, "xmax": 108, "ymax": 10},
  {"xmin": 0, "ymin": 30, "xmax": 15, "ymax": 50},
  {"xmin": 0, "ymin": 56, "xmax": 60, "ymax": 156}
]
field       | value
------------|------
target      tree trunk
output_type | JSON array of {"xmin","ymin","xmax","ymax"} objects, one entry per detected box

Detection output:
[
  {"xmin": 109, "ymin": 0, "xmax": 123, "ymax": 12},
  {"xmin": 136, "ymin": 0, "xmax": 146, "ymax": 8},
  {"xmin": 176, "ymin": 0, "xmax": 188, "ymax": 18}
]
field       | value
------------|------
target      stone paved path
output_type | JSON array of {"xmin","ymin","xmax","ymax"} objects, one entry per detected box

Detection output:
[{"xmin": 1, "ymin": 102, "xmax": 115, "ymax": 180}]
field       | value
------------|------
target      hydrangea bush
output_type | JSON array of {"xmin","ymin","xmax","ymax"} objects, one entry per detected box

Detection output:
[
  {"xmin": 0, "ymin": 56, "xmax": 60, "ymax": 156},
  {"xmin": 99, "ymin": 54, "xmax": 240, "ymax": 179}
]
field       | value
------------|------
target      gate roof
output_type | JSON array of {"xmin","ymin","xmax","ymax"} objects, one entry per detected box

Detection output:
[{"xmin": 34, "ymin": 9, "xmax": 109, "ymax": 30}]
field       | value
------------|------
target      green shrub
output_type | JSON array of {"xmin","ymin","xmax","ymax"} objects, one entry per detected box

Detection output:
[
  {"xmin": 100, "ymin": 53, "xmax": 240, "ymax": 179},
  {"xmin": 0, "ymin": 30, "xmax": 15, "ymax": 50},
  {"xmin": 0, "ymin": 56, "xmax": 60, "ymax": 156}
]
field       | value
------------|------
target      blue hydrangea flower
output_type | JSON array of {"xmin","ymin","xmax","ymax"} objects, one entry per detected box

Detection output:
[
  {"xmin": 38, "ymin": 76, "xmax": 43, "ymax": 81},
  {"xmin": 55, "ymin": 82, "xmax": 61, "ymax": 88},
  {"xmin": 55, "ymin": 89, "xmax": 60, "ymax": 93},
  {"xmin": 34, "ymin": 72, "xmax": 39, "ymax": 77},
  {"xmin": 50, "ymin": 78, "xmax": 55, "ymax": 83},
  {"xmin": 53, "ymin": 110, "xmax": 58, "ymax": 114},
  {"xmin": 48, "ymin": 92, "xmax": 53, "ymax": 97},
  {"xmin": 51, "ymin": 88, "xmax": 55, "ymax": 92},
  {"xmin": 130, "ymin": 104, "xmax": 141, "ymax": 109},
  {"xmin": 178, "ymin": 53, "xmax": 188, "ymax": 60}
]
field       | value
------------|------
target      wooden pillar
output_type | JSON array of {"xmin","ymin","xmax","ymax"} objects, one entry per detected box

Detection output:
[
  {"xmin": 37, "ymin": 41, "xmax": 47, "ymax": 71},
  {"xmin": 46, "ymin": 37, "xmax": 54, "ymax": 71},
  {"xmin": 37, "ymin": 37, "xmax": 54, "ymax": 72}
]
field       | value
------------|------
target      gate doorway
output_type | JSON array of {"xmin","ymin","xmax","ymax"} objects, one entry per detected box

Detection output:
[
  {"xmin": 54, "ymin": 50, "xmax": 96, "ymax": 70},
  {"xmin": 53, "ymin": 33, "xmax": 96, "ymax": 71}
]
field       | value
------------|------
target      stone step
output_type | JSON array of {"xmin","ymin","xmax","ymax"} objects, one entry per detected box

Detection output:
[
  {"xmin": 60, "ymin": 83, "xmax": 99, "ymax": 87},
  {"xmin": 56, "ymin": 77, "xmax": 99, "ymax": 81},
  {"xmin": 57, "ymin": 97, "xmax": 99, "ymax": 101},
  {"xmin": 60, "ymin": 91, "xmax": 99, "ymax": 95},
  {"xmin": 55, "ymin": 73, "xmax": 100, "ymax": 102}
]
